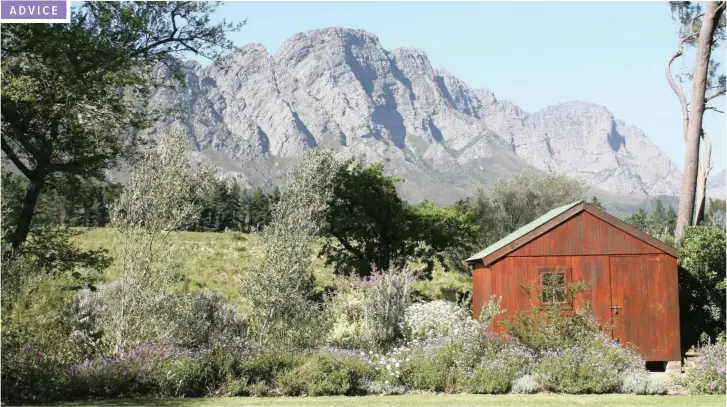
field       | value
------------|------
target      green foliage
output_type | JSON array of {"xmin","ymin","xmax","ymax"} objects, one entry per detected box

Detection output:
[
  {"xmin": 500, "ymin": 282, "xmax": 597, "ymax": 354},
  {"xmin": 706, "ymin": 198, "xmax": 726, "ymax": 228},
  {"xmin": 533, "ymin": 336, "xmax": 644, "ymax": 394},
  {"xmin": 326, "ymin": 268, "xmax": 415, "ymax": 350},
  {"xmin": 678, "ymin": 225, "xmax": 727, "ymax": 347},
  {"xmin": 320, "ymin": 159, "xmax": 472, "ymax": 278},
  {"xmin": 444, "ymin": 172, "xmax": 586, "ymax": 274},
  {"xmin": 676, "ymin": 341, "xmax": 727, "ymax": 395},
  {"xmin": 402, "ymin": 345, "xmax": 458, "ymax": 392},
  {"xmin": 241, "ymin": 150, "xmax": 341, "ymax": 351},
  {"xmin": 1, "ymin": 2, "xmax": 243, "ymax": 248},
  {"xmin": 622, "ymin": 199, "xmax": 677, "ymax": 245},
  {"xmin": 620, "ymin": 371, "xmax": 668, "ymax": 395},
  {"xmin": 278, "ymin": 353, "xmax": 374, "ymax": 396},
  {"xmin": 589, "ymin": 196, "xmax": 605, "ymax": 210}
]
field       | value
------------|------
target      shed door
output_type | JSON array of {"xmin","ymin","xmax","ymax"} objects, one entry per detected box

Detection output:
[{"xmin": 609, "ymin": 255, "xmax": 664, "ymax": 360}]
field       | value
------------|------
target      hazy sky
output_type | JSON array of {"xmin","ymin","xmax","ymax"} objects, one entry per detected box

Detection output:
[{"xmin": 191, "ymin": 2, "xmax": 726, "ymax": 172}]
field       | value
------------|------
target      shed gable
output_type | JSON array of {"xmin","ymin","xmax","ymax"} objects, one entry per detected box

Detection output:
[{"xmin": 509, "ymin": 211, "xmax": 666, "ymax": 257}]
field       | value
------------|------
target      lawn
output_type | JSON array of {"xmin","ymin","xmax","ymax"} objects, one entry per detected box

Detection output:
[
  {"xmin": 49, "ymin": 394, "xmax": 726, "ymax": 407},
  {"xmin": 70, "ymin": 228, "xmax": 472, "ymax": 303}
]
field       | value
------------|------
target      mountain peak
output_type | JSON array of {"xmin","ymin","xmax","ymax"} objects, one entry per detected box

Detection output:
[{"xmin": 138, "ymin": 27, "xmax": 687, "ymax": 204}]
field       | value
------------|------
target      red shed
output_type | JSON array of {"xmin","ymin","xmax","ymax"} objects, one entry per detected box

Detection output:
[{"xmin": 465, "ymin": 200, "xmax": 681, "ymax": 366}]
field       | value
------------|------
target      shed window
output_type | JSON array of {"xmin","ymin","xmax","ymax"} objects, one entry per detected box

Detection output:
[{"xmin": 541, "ymin": 271, "xmax": 566, "ymax": 305}]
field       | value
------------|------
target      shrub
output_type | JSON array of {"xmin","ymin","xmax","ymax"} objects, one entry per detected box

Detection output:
[
  {"xmin": 463, "ymin": 345, "xmax": 534, "ymax": 394},
  {"xmin": 172, "ymin": 290, "xmax": 249, "ymax": 352},
  {"xmin": 620, "ymin": 370, "xmax": 667, "ymax": 395},
  {"xmin": 404, "ymin": 300, "xmax": 476, "ymax": 341},
  {"xmin": 401, "ymin": 344, "xmax": 457, "ymax": 392},
  {"xmin": 510, "ymin": 374, "xmax": 542, "ymax": 394},
  {"xmin": 533, "ymin": 335, "xmax": 643, "ymax": 394},
  {"xmin": 326, "ymin": 268, "xmax": 415, "ymax": 350},
  {"xmin": 500, "ymin": 296, "xmax": 597, "ymax": 354},
  {"xmin": 277, "ymin": 353, "xmax": 375, "ymax": 396},
  {"xmin": 1, "ymin": 342, "xmax": 72, "ymax": 404},
  {"xmin": 238, "ymin": 352, "xmax": 303, "ymax": 395},
  {"xmin": 677, "ymin": 342, "xmax": 727, "ymax": 395}
]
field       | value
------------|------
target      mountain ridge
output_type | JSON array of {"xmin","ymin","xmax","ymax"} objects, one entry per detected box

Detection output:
[{"xmin": 137, "ymin": 27, "xmax": 687, "ymax": 205}]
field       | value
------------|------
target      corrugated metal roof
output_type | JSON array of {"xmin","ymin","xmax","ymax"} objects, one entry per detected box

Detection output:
[{"xmin": 465, "ymin": 200, "xmax": 583, "ymax": 263}]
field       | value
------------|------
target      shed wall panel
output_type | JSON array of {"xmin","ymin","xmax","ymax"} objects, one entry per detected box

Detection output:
[{"xmin": 509, "ymin": 212, "xmax": 664, "ymax": 257}]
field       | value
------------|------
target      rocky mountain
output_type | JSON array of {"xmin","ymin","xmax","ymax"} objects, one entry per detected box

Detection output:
[{"xmin": 140, "ymin": 27, "xmax": 685, "ymax": 205}]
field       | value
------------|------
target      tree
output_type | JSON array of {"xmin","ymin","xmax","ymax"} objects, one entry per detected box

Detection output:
[
  {"xmin": 240, "ymin": 150, "xmax": 343, "ymax": 351},
  {"xmin": 667, "ymin": 1, "xmax": 726, "ymax": 245},
  {"xmin": 589, "ymin": 196, "xmax": 605, "ymax": 210},
  {"xmin": 706, "ymin": 198, "xmax": 726, "ymax": 227},
  {"xmin": 319, "ymin": 159, "xmax": 471, "ymax": 278},
  {"xmin": 491, "ymin": 171, "xmax": 586, "ymax": 234},
  {"xmin": 319, "ymin": 160, "xmax": 413, "ymax": 277},
  {"xmin": 1, "ymin": 2, "xmax": 243, "ymax": 249},
  {"xmin": 99, "ymin": 132, "xmax": 215, "ymax": 352},
  {"xmin": 678, "ymin": 225, "xmax": 726, "ymax": 347}
]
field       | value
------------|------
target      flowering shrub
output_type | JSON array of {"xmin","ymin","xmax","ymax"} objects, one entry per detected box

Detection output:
[
  {"xmin": 463, "ymin": 345, "xmax": 535, "ymax": 394},
  {"xmin": 403, "ymin": 300, "xmax": 477, "ymax": 341},
  {"xmin": 678, "ymin": 342, "xmax": 727, "ymax": 395},
  {"xmin": 533, "ymin": 335, "xmax": 643, "ymax": 394},
  {"xmin": 364, "ymin": 345, "xmax": 411, "ymax": 385},
  {"xmin": 326, "ymin": 268, "xmax": 415, "ymax": 350}
]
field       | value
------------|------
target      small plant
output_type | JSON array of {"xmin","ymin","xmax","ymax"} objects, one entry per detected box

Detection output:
[
  {"xmin": 620, "ymin": 370, "xmax": 667, "ymax": 395},
  {"xmin": 510, "ymin": 374, "xmax": 542, "ymax": 394}
]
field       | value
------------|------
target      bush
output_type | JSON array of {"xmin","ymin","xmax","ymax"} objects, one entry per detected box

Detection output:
[
  {"xmin": 510, "ymin": 374, "xmax": 542, "ymax": 394},
  {"xmin": 237, "ymin": 352, "xmax": 302, "ymax": 395},
  {"xmin": 173, "ymin": 290, "xmax": 249, "ymax": 352},
  {"xmin": 620, "ymin": 370, "xmax": 667, "ymax": 395},
  {"xmin": 404, "ymin": 300, "xmax": 476, "ymax": 341},
  {"xmin": 500, "ymin": 300, "xmax": 597, "ymax": 354},
  {"xmin": 533, "ymin": 335, "xmax": 643, "ymax": 394},
  {"xmin": 463, "ymin": 346, "xmax": 534, "ymax": 394},
  {"xmin": 678, "ymin": 342, "xmax": 727, "ymax": 395},
  {"xmin": 277, "ymin": 352, "xmax": 374, "ymax": 396},
  {"xmin": 326, "ymin": 268, "xmax": 415, "ymax": 350},
  {"xmin": 1, "ymin": 343, "xmax": 72, "ymax": 404},
  {"xmin": 401, "ymin": 344, "xmax": 456, "ymax": 392}
]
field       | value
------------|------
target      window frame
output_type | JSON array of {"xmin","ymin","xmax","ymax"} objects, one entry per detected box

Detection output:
[{"xmin": 537, "ymin": 266, "xmax": 571, "ymax": 307}]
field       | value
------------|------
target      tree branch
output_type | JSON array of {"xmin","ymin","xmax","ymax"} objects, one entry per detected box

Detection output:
[
  {"xmin": 1, "ymin": 137, "xmax": 34, "ymax": 179},
  {"xmin": 705, "ymin": 87, "xmax": 726, "ymax": 103},
  {"xmin": 49, "ymin": 153, "xmax": 110, "ymax": 174},
  {"xmin": 666, "ymin": 40, "xmax": 691, "ymax": 141},
  {"xmin": 706, "ymin": 106, "xmax": 724, "ymax": 113}
]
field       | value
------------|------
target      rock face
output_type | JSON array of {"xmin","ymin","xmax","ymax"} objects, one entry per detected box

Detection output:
[{"xmin": 141, "ymin": 27, "xmax": 684, "ymax": 204}]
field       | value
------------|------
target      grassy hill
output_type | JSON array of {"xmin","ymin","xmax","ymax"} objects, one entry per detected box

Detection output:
[{"xmin": 71, "ymin": 228, "xmax": 472, "ymax": 304}]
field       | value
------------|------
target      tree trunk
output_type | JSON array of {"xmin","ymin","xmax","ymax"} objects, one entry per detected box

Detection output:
[
  {"xmin": 10, "ymin": 174, "xmax": 46, "ymax": 249},
  {"xmin": 674, "ymin": 1, "xmax": 725, "ymax": 247},
  {"xmin": 694, "ymin": 134, "xmax": 712, "ymax": 225}
]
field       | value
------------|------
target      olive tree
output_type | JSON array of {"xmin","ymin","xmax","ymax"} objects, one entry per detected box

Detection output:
[
  {"xmin": 97, "ymin": 132, "xmax": 214, "ymax": 352},
  {"xmin": 240, "ymin": 150, "xmax": 344, "ymax": 351}
]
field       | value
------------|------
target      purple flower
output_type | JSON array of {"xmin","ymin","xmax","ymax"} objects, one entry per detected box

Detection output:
[
  {"xmin": 38, "ymin": 352, "xmax": 45, "ymax": 357},
  {"xmin": 23, "ymin": 345, "xmax": 31, "ymax": 351},
  {"xmin": 710, "ymin": 381, "xmax": 717, "ymax": 389},
  {"xmin": 718, "ymin": 367, "xmax": 726, "ymax": 375},
  {"xmin": 84, "ymin": 359, "xmax": 91, "ymax": 367},
  {"xmin": 122, "ymin": 369, "xmax": 128, "ymax": 376}
]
